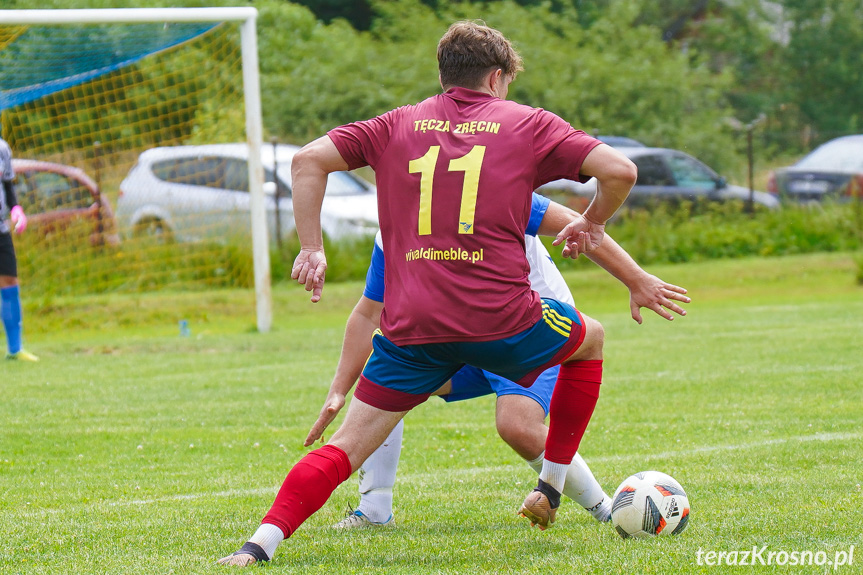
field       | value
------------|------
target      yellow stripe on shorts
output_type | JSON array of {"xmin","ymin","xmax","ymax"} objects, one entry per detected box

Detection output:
[
  {"xmin": 542, "ymin": 305, "xmax": 572, "ymax": 337},
  {"xmin": 542, "ymin": 303, "xmax": 573, "ymax": 330},
  {"xmin": 363, "ymin": 329, "xmax": 383, "ymax": 370}
]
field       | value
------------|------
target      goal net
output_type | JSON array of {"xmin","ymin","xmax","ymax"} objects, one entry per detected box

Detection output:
[{"xmin": 0, "ymin": 8, "xmax": 271, "ymax": 330}]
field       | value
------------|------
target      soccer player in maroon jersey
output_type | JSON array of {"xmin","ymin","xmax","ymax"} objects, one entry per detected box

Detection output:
[
  {"xmin": 317, "ymin": 198, "xmax": 688, "ymax": 530},
  {"xmin": 220, "ymin": 21, "xmax": 648, "ymax": 566}
]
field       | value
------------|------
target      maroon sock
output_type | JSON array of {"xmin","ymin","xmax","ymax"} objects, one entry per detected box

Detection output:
[
  {"xmin": 261, "ymin": 444, "xmax": 352, "ymax": 538},
  {"xmin": 544, "ymin": 360, "xmax": 602, "ymax": 464}
]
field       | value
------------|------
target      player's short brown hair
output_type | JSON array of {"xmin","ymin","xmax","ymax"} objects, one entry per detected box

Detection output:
[{"xmin": 437, "ymin": 21, "xmax": 524, "ymax": 91}]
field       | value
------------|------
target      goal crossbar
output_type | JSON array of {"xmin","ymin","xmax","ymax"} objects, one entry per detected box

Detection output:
[{"xmin": 0, "ymin": 7, "xmax": 257, "ymax": 25}]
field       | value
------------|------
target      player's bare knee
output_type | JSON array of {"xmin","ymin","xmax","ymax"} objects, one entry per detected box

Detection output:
[
  {"xmin": 589, "ymin": 318, "xmax": 605, "ymax": 348},
  {"xmin": 572, "ymin": 316, "xmax": 604, "ymax": 361},
  {"xmin": 496, "ymin": 420, "xmax": 537, "ymax": 460}
]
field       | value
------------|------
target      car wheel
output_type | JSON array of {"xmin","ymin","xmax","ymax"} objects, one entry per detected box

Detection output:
[{"xmin": 134, "ymin": 217, "xmax": 174, "ymax": 243}]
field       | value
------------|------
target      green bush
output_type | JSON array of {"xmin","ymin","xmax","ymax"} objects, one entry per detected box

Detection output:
[
  {"xmin": 19, "ymin": 203, "xmax": 860, "ymax": 297},
  {"xmin": 16, "ymin": 226, "xmax": 256, "ymax": 297},
  {"xmin": 272, "ymin": 200, "xmax": 862, "ymax": 286},
  {"xmin": 542, "ymin": 200, "xmax": 863, "ymax": 271},
  {"xmin": 270, "ymin": 232, "xmax": 377, "ymax": 284}
]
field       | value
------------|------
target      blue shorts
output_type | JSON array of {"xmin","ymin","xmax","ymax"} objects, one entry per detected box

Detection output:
[
  {"xmin": 442, "ymin": 364, "xmax": 558, "ymax": 415},
  {"xmin": 355, "ymin": 298, "xmax": 584, "ymax": 412}
]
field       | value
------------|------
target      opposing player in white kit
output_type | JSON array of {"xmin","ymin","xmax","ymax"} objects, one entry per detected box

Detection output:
[{"xmin": 304, "ymin": 194, "xmax": 690, "ymax": 528}]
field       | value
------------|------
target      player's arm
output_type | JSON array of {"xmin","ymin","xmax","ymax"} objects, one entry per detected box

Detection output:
[
  {"xmin": 304, "ymin": 295, "xmax": 383, "ymax": 446},
  {"xmin": 589, "ymin": 234, "xmax": 689, "ymax": 323},
  {"xmin": 578, "ymin": 143, "xmax": 636, "ymax": 224},
  {"xmin": 4, "ymin": 179, "xmax": 26, "ymax": 233},
  {"xmin": 538, "ymin": 200, "xmax": 690, "ymax": 323},
  {"xmin": 290, "ymin": 135, "xmax": 350, "ymax": 302},
  {"xmin": 3, "ymin": 179, "xmax": 15, "ymax": 208},
  {"xmin": 551, "ymin": 143, "xmax": 636, "ymax": 258}
]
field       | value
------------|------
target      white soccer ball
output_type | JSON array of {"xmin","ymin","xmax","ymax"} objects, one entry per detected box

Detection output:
[{"xmin": 610, "ymin": 471, "xmax": 690, "ymax": 539}]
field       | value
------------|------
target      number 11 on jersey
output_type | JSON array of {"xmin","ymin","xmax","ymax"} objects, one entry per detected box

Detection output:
[{"xmin": 409, "ymin": 145, "xmax": 486, "ymax": 236}]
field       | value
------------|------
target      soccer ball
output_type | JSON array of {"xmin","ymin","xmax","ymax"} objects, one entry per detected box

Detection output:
[{"xmin": 610, "ymin": 471, "xmax": 690, "ymax": 539}]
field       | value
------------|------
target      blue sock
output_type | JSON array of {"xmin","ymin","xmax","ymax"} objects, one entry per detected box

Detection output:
[{"xmin": 1, "ymin": 285, "xmax": 23, "ymax": 354}]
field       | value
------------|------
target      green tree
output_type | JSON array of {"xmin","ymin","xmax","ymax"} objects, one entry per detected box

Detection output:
[
  {"xmin": 256, "ymin": 0, "xmax": 737, "ymax": 169},
  {"xmin": 289, "ymin": 0, "xmax": 375, "ymax": 30},
  {"xmin": 671, "ymin": 0, "xmax": 863, "ymax": 153},
  {"xmin": 493, "ymin": 0, "xmax": 736, "ymax": 167},
  {"xmin": 783, "ymin": 0, "xmax": 863, "ymax": 137},
  {"xmin": 5, "ymin": 0, "xmax": 755, "ymax": 173}
]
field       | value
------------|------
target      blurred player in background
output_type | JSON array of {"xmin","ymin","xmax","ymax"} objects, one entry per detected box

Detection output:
[
  {"xmin": 0, "ymin": 137, "xmax": 38, "ymax": 362},
  {"xmin": 309, "ymin": 196, "xmax": 689, "ymax": 530}
]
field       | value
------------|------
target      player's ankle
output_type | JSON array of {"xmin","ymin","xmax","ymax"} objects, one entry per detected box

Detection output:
[
  {"xmin": 538, "ymin": 460, "xmax": 569, "ymax": 494},
  {"xmin": 357, "ymin": 490, "xmax": 394, "ymax": 524},
  {"xmin": 534, "ymin": 478, "xmax": 562, "ymax": 509},
  {"xmin": 586, "ymin": 497, "xmax": 612, "ymax": 522},
  {"xmin": 248, "ymin": 523, "xmax": 283, "ymax": 560}
]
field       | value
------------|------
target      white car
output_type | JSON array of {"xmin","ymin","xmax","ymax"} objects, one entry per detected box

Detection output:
[{"xmin": 116, "ymin": 143, "xmax": 378, "ymax": 243}]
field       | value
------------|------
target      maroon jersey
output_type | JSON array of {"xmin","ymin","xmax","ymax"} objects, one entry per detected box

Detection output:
[{"xmin": 329, "ymin": 87, "xmax": 600, "ymax": 345}]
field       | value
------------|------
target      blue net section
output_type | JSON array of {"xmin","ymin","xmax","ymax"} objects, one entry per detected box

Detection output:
[{"xmin": 0, "ymin": 22, "xmax": 217, "ymax": 110}]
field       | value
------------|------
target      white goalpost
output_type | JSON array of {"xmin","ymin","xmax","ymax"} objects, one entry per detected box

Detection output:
[{"xmin": 0, "ymin": 7, "xmax": 273, "ymax": 332}]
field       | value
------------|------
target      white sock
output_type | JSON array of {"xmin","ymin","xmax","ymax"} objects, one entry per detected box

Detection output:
[
  {"xmin": 538, "ymin": 459, "xmax": 569, "ymax": 495},
  {"xmin": 528, "ymin": 451, "xmax": 611, "ymax": 520},
  {"xmin": 248, "ymin": 523, "xmax": 283, "ymax": 560},
  {"xmin": 563, "ymin": 453, "xmax": 611, "ymax": 521},
  {"xmin": 356, "ymin": 419, "xmax": 404, "ymax": 523},
  {"xmin": 527, "ymin": 453, "xmax": 544, "ymax": 475}
]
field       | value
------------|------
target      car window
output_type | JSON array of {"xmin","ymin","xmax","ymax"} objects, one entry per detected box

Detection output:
[
  {"xmin": 270, "ymin": 168, "xmax": 370, "ymax": 196},
  {"xmin": 152, "ymin": 157, "xmax": 227, "ymax": 189},
  {"xmin": 222, "ymin": 160, "xmax": 279, "ymax": 193},
  {"xmin": 665, "ymin": 154, "xmax": 717, "ymax": 189},
  {"xmin": 15, "ymin": 171, "xmax": 91, "ymax": 213},
  {"xmin": 326, "ymin": 171, "xmax": 370, "ymax": 196},
  {"xmin": 153, "ymin": 156, "xmax": 278, "ymax": 193},
  {"xmin": 633, "ymin": 156, "xmax": 674, "ymax": 186},
  {"xmin": 224, "ymin": 158, "xmax": 249, "ymax": 192},
  {"xmin": 13, "ymin": 174, "xmax": 39, "ymax": 212}
]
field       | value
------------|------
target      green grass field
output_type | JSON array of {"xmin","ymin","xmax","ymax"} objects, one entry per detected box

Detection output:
[{"xmin": 2, "ymin": 252, "xmax": 862, "ymax": 574}]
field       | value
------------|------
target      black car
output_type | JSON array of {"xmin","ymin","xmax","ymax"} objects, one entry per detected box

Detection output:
[
  {"xmin": 538, "ymin": 146, "xmax": 779, "ymax": 211},
  {"xmin": 767, "ymin": 135, "xmax": 863, "ymax": 203}
]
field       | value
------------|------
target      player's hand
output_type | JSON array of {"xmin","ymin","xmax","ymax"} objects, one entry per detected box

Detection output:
[
  {"xmin": 10, "ymin": 206, "xmax": 27, "ymax": 234},
  {"xmin": 552, "ymin": 214, "xmax": 605, "ymax": 259},
  {"xmin": 304, "ymin": 391, "xmax": 346, "ymax": 447},
  {"xmin": 291, "ymin": 247, "xmax": 327, "ymax": 303},
  {"xmin": 629, "ymin": 274, "xmax": 690, "ymax": 324}
]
